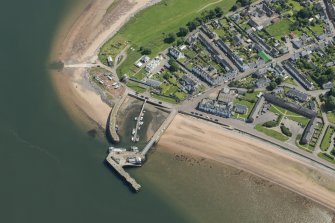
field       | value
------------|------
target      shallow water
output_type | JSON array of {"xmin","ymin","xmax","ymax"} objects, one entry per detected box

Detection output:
[{"xmin": 0, "ymin": 0, "xmax": 333, "ymax": 222}]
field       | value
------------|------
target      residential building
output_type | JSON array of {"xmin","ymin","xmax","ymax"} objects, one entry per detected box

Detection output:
[
  {"xmin": 169, "ymin": 47, "xmax": 185, "ymax": 60},
  {"xmin": 192, "ymin": 65, "xmax": 224, "ymax": 86},
  {"xmin": 300, "ymin": 118, "xmax": 317, "ymax": 144},
  {"xmin": 286, "ymin": 88, "xmax": 309, "ymax": 102},
  {"xmin": 255, "ymin": 77, "xmax": 271, "ymax": 88},
  {"xmin": 323, "ymin": 81, "xmax": 333, "ymax": 89},
  {"xmin": 247, "ymin": 96, "xmax": 265, "ymax": 123},
  {"xmin": 282, "ymin": 61, "xmax": 314, "ymax": 90},
  {"xmin": 180, "ymin": 75, "xmax": 197, "ymax": 94},
  {"xmin": 235, "ymin": 104, "xmax": 247, "ymax": 114},
  {"xmin": 198, "ymin": 98, "xmax": 233, "ymax": 118},
  {"xmin": 263, "ymin": 93, "xmax": 316, "ymax": 118},
  {"xmin": 145, "ymin": 56, "xmax": 161, "ymax": 74},
  {"xmin": 215, "ymin": 39, "xmax": 249, "ymax": 72},
  {"xmin": 201, "ymin": 24, "xmax": 216, "ymax": 39}
]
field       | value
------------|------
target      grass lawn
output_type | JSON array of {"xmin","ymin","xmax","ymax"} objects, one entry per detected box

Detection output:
[
  {"xmin": 126, "ymin": 82, "xmax": 147, "ymax": 93},
  {"xmin": 175, "ymin": 91, "xmax": 187, "ymax": 100},
  {"xmin": 318, "ymin": 152, "xmax": 335, "ymax": 164},
  {"xmin": 284, "ymin": 77, "xmax": 298, "ymax": 86},
  {"xmin": 310, "ymin": 24, "xmax": 324, "ymax": 35},
  {"xmin": 285, "ymin": 112, "xmax": 310, "ymax": 126},
  {"xmin": 270, "ymin": 105, "xmax": 310, "ymax": 126},
  {"xmin": 265, "ymin": 19, "xmax": 292, "ymax": 39},
  {"xmin": 255, "ymin": 124, "xmax": 289, "ymax": 141},
  {"xmin": 288, "ymin": 0, "xmax": 303, "ymax": 11},
  {"xmin": 234, "ymin": 98, "xmax": 255, "ymax": 119},
  {"xmin": 320, "ymin": 126, "xmax": 335, "ymax": 151},
  {"xmin": 269, "ymin": 105, "xmax": 286, "ymax": 114},
  {"xmin": 151, "ymin": 93, "xmax": 178, "ymax": 104},
  {"xmin": 327, "ymin": 112, "xmax": 335, "ymax": 124},
  {"xmin": 242, "ymin": 91, "xmax": 261, "ymax": 102},
  {"xmin": 295, "ymin": 135, "xmax": 313, "ymax": 153},
  {"xmin": 104, "ymin": 0, "xmax": 236, "ymax": 75}
]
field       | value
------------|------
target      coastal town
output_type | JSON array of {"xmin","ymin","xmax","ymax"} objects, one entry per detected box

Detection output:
[{"xmin": 63, "ymin": 0, "xmax": 335, "ymax": 193}]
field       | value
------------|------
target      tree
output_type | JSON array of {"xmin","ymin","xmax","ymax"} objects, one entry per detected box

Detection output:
[
  {"xmin": 176, "ymin": 38, "xmax": 184, "ymax": 46},
  {"xmin": 275, "ymin": 77, "xmax": 283, "ymax": 85},
  {"xmin": 230, "ymin": 4, "xmax": 238, "ymax": 11},
  {"xmin": 141, "ymin": 48, "xmax": 151, "ymax": 55},
  {"xmin": 263, "ymin": 121, "xmax": 277, "ymax": 128},
  {"xmin": 325, "ymin": 96, "xmax": 335, "ymax": 111},
  {"xmin": 187, "ymin": 20, "xmax": 200, "ymax": 32},
  {"xmin": 267, "ymin": 81, "xmax": 277, "ymax": 91},
  {"xmin": 164, "ymin": 33, "xmax": 176, "ymax": 43},
  {"xmin": 208, "ymin": 9, "xmax": 216, "ymax": 19},
  {"xmin": 168, "ymin": 59, "xmax": 179, "ymax": 72},
  {"xmin": 297, "ymin": 8, "xmax": 312, "ymax": 19},
  {"xmin": 281, "ymin": 125, "xmax": 292, "ymax": 137},
  {"xmin": 239, "ymin": 0, "xmax": 251, "ymax": 7},
  {"xmin": 214, "ymin": 7, "xmax": 223, "ymax": 18},
  {"xmin": 177, "ymin": 27, "xmax": 189, "ymax": 37},
  {"xmin": 329, "ymin": 87, "xmax": 335, "ymax": 97}
]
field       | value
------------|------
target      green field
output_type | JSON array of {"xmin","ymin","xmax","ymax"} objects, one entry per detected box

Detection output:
[
  {"xmin": 320, "ymin": 126, "xmax": 335, "ymax": 151},
  {"xmin": 100, "ymin": 0, "xmax": 236, "ymax": 77},
  {"xmin": 265, "ymin": 19, "xmax": 292, "ymax": 39},
  {"xmin": 255, "ymin": 124, "xmax": 289, "ymax": 141}
]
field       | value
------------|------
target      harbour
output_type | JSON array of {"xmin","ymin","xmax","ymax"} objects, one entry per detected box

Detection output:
[{"xmin": 106, "ymin": 94, "xmax": 176, "ymax": 191}]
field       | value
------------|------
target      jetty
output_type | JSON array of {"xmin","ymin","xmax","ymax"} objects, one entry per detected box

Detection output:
[
  {"xmin": 132, "ymin": 100, "xmax": 147, "ymax": 142},
  {"xmin": 108, "ymin": 93, "xmax": 128, "ymax": 143},
  {"xmin": 106, "ymin": 152, "xmax": 142, "ymax": 192},
  {"xmin": 141, "ymin": 109, "xmax": 177, "ymax": 155}
]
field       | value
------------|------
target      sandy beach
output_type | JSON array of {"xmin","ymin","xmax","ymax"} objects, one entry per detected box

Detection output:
[
  {"xmin": 50, "ymin": 0, "xmax": 159, "ymax": 129},
  {"xmin": 49, "ymin": 0, "xmax": 335, "ymax": 213},
  {"xmin": 158, "ymin": 114, "xmax": 335, "ymax": 211}
]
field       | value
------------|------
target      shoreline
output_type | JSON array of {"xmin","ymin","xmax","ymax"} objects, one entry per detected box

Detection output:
[
  {"xmin": 158, "ymin": 114, "xmax": 335, "ymax": 211},
  {"xmin": 48, "ymin": 0, "xmax": 335, "ymax": 213},
  {"xmin": 49, "ymin": 0, "xmax": 161, "ymax": 130}
]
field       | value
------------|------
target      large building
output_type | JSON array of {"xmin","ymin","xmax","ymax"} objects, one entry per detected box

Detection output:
[
  {"xmin": 283, "ymin": 61, "xmax": 314, "ymax": 90},
  {"xmin": 215, "ymin": 39, "xmax": 249, "ymax": 72},
  {"xmin": 263, "ymin": 93, "xmax": 316, "ymax": 118},
  {"xmin": 300, "ymin": 118, "xmax": 317, "ymax": 144},
  {"xmin": 286, "ymin": 88, "xmax": 309, "ymax": 102},
  {"xmin": 247, "ymin": 96, "xmax": 265, "ymax": 123},
  {"xmin": 198, "ymin": 98, "xmax": 233, "ymax": 118},
  {"xmin": 192, "ymin": 65, "xmax": 223, "ymax": 86},
  {"xmin": 169, "ymin": 47, "xmax": 185, "ymax": 60}
]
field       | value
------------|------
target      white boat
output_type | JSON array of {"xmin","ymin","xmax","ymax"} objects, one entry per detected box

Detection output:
[
  {"xmin": 135, "ymin": 117, "xmax": 138, "ymax": 120},
  {"xmin": 131, "ymin": 146, "xmax": 139, "ymax": 152},
  {"xmin": 140, "ymin": 117, "xmax": 143, "ymax": 121},
  {"xmin": 139, "ymin": 121, "xmax": 144, "ymax": 125},
  {"xmin": 132, "ymin": 129, "xmax": 136, "ymax": 135}
]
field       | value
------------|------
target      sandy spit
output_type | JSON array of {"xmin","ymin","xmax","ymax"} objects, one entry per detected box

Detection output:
[
  {"xmin": 49, "ymin": 0, "xmax": 160, "ymax": 129},
  {"xmin": 158, "ymin": 114, "xmax": 335, "ymax": 211}
]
